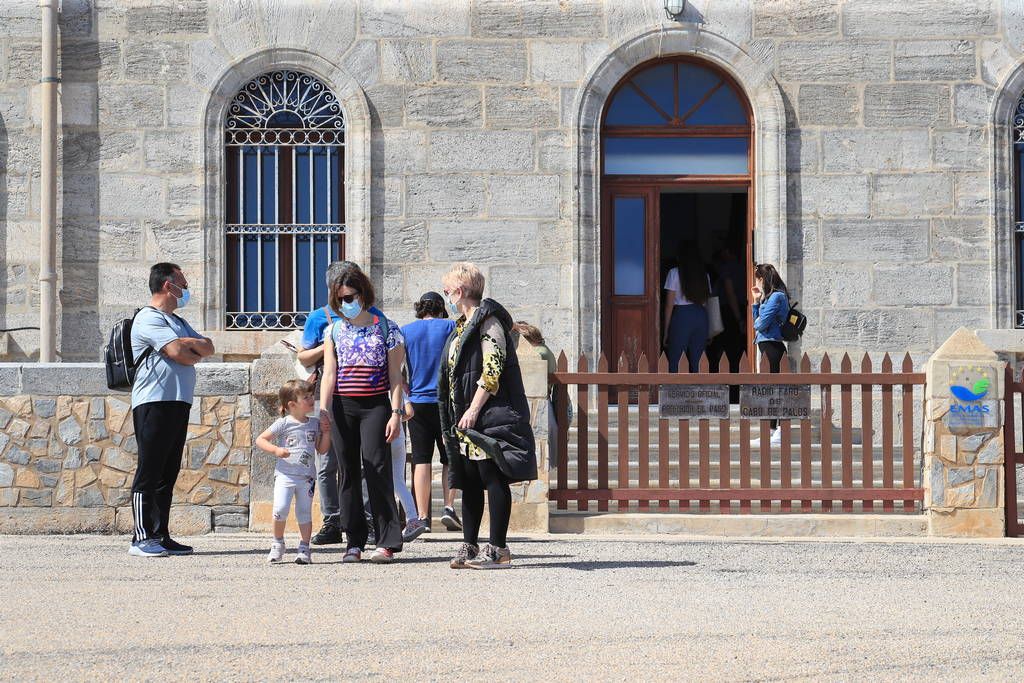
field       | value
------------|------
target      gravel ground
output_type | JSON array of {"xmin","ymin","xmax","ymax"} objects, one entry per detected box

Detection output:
[{"xmin": 1, "ymin": 532, "xmax": 1022, "ymax": 681}]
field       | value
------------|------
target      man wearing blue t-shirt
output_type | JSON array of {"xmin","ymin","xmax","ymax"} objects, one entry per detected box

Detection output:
[{"xmin": 128, "ymin": 263, "xmax": 215, "ymax": 557}]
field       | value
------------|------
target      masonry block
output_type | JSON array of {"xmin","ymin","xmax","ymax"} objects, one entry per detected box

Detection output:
[
  {"xmin": 406, "ymin": 86, "xmax": 482, "ymax": 128},
  {"xmin": 863, "ymin": 85, "xmax": 950, "ymax": 127},
  {"xmin": 777, "ymin": 41, "xmax": 889, "ymax": 82},
  {"xmin": 428, "ymin": 131, "xmax": 533, "ymax": 172},
  {"xmin": 436, "ymin": 40, "xmax": 527, "ymax": 83}
]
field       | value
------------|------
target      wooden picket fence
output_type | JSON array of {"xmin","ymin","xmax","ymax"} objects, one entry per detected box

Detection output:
[{"xmin": 549, "ymin": 350, "xmax": 925, "ymax": 514}]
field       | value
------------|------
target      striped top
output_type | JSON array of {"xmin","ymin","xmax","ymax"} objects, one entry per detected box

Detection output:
[{"xmin": 329, "ymin": 315, "xmax": 403, "ymax": 397}]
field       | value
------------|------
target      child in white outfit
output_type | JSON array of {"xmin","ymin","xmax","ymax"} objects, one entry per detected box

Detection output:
[{"xmin": 256, "ymin": 380, "xmax": 330, "ymax": 564}]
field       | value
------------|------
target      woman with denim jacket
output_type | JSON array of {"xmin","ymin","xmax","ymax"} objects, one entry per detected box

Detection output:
[{"xmin": 750, "ymin": 263, "xmax": 789, "ymax": 444}]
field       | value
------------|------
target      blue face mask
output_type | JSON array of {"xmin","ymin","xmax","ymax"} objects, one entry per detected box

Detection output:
[
  {"xmin": 170, "ymin": 282, "xmax": 190, "ymax": 309},
  {"xmin": 446, "ymin": 291, "xmax": 460, "ymax": 317},
  {"xmin": 340, "ymin": 298, "xmax": 362, "ymax": 319}
]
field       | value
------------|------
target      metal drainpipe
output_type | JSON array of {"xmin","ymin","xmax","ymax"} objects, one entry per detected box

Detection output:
[{"xmin": 38, "ymin": 0, "xmax": 59, "ymax": 362}]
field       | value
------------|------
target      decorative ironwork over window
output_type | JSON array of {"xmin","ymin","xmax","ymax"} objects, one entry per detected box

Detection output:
[
  {"xmin": 225, "ymin": 70, "xmax": 345, "ymax": 330},
  {"xmin": 1015, "ymin": 93, "xmax": 1024, "ymax": 327}
]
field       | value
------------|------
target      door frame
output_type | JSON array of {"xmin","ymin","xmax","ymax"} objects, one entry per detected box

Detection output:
[
  {"xmin": 598, "ymin": 56, "xmax": 756, "ymax": 368},
  {"xmin": 601, "ymin": 176, "xmax": 755, "ymax": 368}
]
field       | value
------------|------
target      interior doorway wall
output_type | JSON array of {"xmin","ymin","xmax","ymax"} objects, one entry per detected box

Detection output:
[
  {"xmin": 601, "ymin": 182, "xmax": 750, "ymax": 371},
  {"xmin": 660, "ymin": 189, "xmax": 748, "ymax": 380}
]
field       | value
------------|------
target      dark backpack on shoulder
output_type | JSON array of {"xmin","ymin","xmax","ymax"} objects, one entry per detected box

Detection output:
[
  {"xmin": 781, "ymin": 300, "xmax": 808, "ymax": 342},
  {"xmin": 104, "ymin": 308, "xmax": 154, "ymax": 391}
]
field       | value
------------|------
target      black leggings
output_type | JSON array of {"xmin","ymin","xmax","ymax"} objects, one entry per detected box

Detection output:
[
  {"xmin": 332, "ymin": 394, "xmax": 403, "ymax": 552},
  {"xmin": 758, "ymin": 341, "xmax": 786, "ymax": 429},
  {"xmin": 461, "ymin": 457, "xmax": 512, "ymax": 548}
]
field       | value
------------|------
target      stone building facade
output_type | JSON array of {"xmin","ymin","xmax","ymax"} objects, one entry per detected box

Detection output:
[{"xmin": 1, "ymin": 0, "xmax": 1024, "ymax": 364}]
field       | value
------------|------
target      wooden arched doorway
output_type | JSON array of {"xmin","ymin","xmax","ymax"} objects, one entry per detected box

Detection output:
[{"xmin": 600, "ymin": 57, "xmax": 753, "ymax": 371}]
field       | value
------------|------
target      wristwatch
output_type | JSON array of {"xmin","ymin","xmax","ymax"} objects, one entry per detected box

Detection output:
[{"xmin": 392, "ymin": 407, "xmax": 405, "ymax": 416}]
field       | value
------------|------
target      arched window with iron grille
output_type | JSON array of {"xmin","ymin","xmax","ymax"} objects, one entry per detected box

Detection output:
[{"xmin": 224, "ymin": 70, "xmax": 345, "ymax": 330}]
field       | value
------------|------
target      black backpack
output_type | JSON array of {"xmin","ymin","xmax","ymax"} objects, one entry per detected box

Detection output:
[
  {"xmin": 104, "ymin": 307, "xmax": 154, "ymax": 390},
  {"xmin": 781, "ymin": 300, "xmax": 808, "ymax": 342}
]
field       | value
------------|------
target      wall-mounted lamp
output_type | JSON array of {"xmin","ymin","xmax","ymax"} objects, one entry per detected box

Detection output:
[{"xmin": 664, "ymin": 0, "xmax": 687, "ymax": 20}]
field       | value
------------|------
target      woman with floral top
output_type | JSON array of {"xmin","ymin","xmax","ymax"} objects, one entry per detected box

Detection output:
[
  {"xmin": 437, "ymin": 262, "xmax": 537, "ymax": 569},
  {"xmin": 320, "ymin": 262, "xmax": 406, "ymax": 564}
]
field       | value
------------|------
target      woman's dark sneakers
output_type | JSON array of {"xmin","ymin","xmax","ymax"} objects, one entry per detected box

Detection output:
[
  {"xmin": 402, "ymin": 517, "xmax": 428, "ymax": 542},
  {"xmin": 311, "ymin": 523, "xmax": 343, "ymax": 545},
  {"xmin": 441, "ymin": 506, "xmax": 463, "ymax": 531},
  {"xmin": 449, "ymin": 542, "xmax": 479, "ymax": 569},
  {"xmin": 467, "ymin": 543, "xmax": 511, "ymax": 569}
]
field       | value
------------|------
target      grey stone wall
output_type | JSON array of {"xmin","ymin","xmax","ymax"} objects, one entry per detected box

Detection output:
[
  {"xmin": 0, "ymin": 362, "xmax": 253, "ymax": 534},
  {"xmin": 1, "ymin": 0, "xmax": 1023, "ymax": 363}
]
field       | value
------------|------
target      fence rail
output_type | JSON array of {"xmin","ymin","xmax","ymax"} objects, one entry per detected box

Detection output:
[{"xmin": 550, "ymin": 350, "xmax": 925, "ymax": 515}]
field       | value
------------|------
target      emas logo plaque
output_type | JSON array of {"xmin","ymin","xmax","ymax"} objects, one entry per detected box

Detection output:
[{"xmin": 945, "ymin": 365, "xmax": 998, "ymax": 432}]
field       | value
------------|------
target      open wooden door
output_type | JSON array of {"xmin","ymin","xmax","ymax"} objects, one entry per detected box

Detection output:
[{"xmin": 601, "ymin": 185, "xmax": 660, "ymax": 370}]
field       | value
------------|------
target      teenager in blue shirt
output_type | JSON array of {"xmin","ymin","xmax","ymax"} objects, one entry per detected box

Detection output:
[
  {"xmin": 402, "ymin": 292, "xmax": 461, "ymax": 534},
  {"xmin": 751, "ymin": 263, "xmax": 790, "ymax": 444}
]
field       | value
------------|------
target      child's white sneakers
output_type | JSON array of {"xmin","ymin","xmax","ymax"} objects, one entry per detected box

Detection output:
[
  {"xmin": 267, "ymin": 540, "xmax": 285, "ymax": 563},
  {"xmin": 294, "ymin": 544, "xmax": 311, "ymax": 565}
]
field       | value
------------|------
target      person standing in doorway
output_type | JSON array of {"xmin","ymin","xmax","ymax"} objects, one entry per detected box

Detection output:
[
  {"xmin": 129, "ymin": 263, "xmax": 215, "ymax": 557},
  {"xmin": 751, "ymin": 262, "xmax": 790, "ymax": 446},
  {"xmin": 662, "ymin": 246, "xmax": 710, "ymax": 373},
  {"xmin": 707, "ymin": 246, "xmax": 746, "ymax": 375},
  {"xmin": 439, "ymin": 263, "xmax": 537, "ymax": 569},
  {"xmin": 402, "ymin": 292, "xmax": 460, "ymax": 536}
]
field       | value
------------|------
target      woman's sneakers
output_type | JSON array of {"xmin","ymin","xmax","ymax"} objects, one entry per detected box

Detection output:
[
  {"xmin": 750, "ymin": 427, "xmax": 784, "ymax": 447},
  {"xmin": 267, "ymin": 539, "xmax": 285, "ymax": 563},
  {"xmin": 441, "ymin": 506, "xmax": 463, "ymax": 531},
  {"xmin": 467, "ymin": 543, "xmax": 512, "ymax": 570},
  {"xmin": 294, "ymin": 543, "xmax": 312, "ymax": 565},
  {"xmin": 449, "ymin": 542, "xmax": 479, "ymax": 569},
  {"xmin": 370, "ymin": 548, "xmax": 395, "ymax": 564},
  {"xmin": 342, "ymin": 548, "xmax": 362, "ymax": 563},
  {"xmin": 402, "ymin": 517, "xmax": 428, "ymax": 542}
]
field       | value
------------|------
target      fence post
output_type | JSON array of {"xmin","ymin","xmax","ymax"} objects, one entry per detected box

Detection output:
[
  {"xmin": 923, "ymin": 328, "xmax": 1006, "ymax": 537},
  {"xmin": 508, "ymin": 347, "xmax": 551, "ymax": 533}
]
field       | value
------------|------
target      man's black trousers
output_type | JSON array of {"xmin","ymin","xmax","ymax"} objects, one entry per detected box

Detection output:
[{"xmin": 130, "ymin": 401, "xmax": 190, "ymax": 543}]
